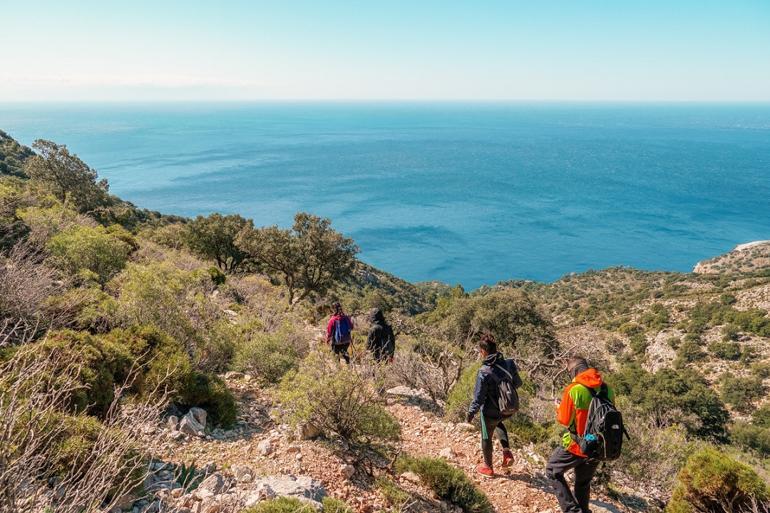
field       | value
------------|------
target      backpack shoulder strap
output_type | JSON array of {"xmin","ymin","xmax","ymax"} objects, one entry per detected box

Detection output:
[{"xmin": 493, "ymin": 363, "xmax": 514, "ymax": 381}]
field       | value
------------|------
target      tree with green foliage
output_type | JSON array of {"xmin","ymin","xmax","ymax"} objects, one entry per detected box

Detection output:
[
  {"xmin": 611, "ymin": 364, "xmax": 729, "ymax": 442},
  {"xmin": 185, "ymin": 213, "xmax": 253, "ymax": 273},
  {"xmin": 24, "ymin": 140, "xmax": 110, "ymax": 213},
  {"xmin": 237, "ymin": 212, "xmax": 358, "ymax": 305}
]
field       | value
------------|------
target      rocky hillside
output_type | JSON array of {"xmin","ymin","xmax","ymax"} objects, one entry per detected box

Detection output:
[{"xmin": 1, "ymin": 130, "xmax": 769, "ymax": 513}]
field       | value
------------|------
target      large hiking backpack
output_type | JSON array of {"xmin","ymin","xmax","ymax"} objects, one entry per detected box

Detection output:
[
  {"xmin": 493, "ymin": 363, "xmax": 520, "ymax": 416},
  {"xmin": 579, "ymin": 384, "xmax": 629, "ymax": 460},
  {"xmin": 333, "ymin": 316, "xmax": 352, "ymax": 345}
]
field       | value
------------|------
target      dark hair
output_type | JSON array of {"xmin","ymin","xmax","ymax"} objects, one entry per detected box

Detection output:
[
  {"xmin": 567, "ymin": 357, "xmax": 589, "ymax": 378},
  {"xmin": 478, "ymin": 332, "xmax": 497, "ymax": 354},
  {"xmin": 332, "ymin": 302, "xmax": 342, "ymax": 314}
]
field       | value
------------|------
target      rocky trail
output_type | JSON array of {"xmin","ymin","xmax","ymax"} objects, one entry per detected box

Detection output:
[{"xmin": 138, "ymin": 376, "xmax": 631, "ymax": 513}]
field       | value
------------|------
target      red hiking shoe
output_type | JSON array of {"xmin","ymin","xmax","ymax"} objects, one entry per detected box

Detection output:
[
  {"xmin": 501, "ymin": 449, "xmax": 514, "ymax": 468},
  {"xmin": 476, "ymin": 464, "xmax": 494, "ymax": 478}
]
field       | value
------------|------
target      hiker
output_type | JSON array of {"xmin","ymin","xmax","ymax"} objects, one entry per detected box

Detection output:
[
  {"xmin": 466, "ymin": 333, "xmax": 522, "ymax": 477},
  {"xmin": 326, "ymin": 302, "xmax": 354, "ymax": 364},
  {"xmin": 366, "ymin": 308, "xmax": 396, "ymax": 362},
  {"xmin": 546, "ymin": 357, "xmax": 616, "ymax": 513}
]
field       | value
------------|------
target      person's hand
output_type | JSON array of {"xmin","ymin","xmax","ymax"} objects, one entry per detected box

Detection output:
[{"xmin": 465, "ymin": 412, "xmax": 474, "ymax": 424}]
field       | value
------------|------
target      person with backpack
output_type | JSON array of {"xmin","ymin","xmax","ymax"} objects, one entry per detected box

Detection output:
[
  {"xmin": 466, "ymin": 333, "xmax": 523, "ymax": 477},
  {"xmin": 366, "ymin": 308, "xmax": 396, "ymax": 362},
  {"xmin": 326, "ymin": 302, "xmax": 354, "ymax": 364},
  {"xmin": 546, "ymin": 357, "xmax": 624, "ymax": 513}
]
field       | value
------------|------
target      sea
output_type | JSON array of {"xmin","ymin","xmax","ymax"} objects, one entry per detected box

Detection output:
[{"xmin": 1, "ymin": 102, "xmax": 769, "ymax": 289}]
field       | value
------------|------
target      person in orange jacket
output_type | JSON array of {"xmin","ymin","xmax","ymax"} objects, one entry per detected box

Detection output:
[{"xmin": 546, "ymin": 357, "xmax": 615, "ymax": 513}]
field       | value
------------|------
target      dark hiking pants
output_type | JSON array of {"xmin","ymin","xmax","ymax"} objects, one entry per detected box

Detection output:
[
  {"xmin": 545, "ymin": 447, "xmax": 600, "ymax": 513},
  {"xmin": 480, "ymin": 415, "xmax": 510, "ymax": 468},
  {"xmin": 332, "ymin": 343, "xmax": 350, "ymax": 364}
]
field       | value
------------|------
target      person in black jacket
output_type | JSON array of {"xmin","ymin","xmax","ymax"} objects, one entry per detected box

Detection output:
[
  {"xmin": 466, "ymin": 332, "xmax": 523, "ymax": 477},
  {"xmin": 367, "ymin": 308, "xmax": 395, "ymax": 362}
]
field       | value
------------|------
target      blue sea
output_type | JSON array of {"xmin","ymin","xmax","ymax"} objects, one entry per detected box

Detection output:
[{"xmin": 1, "ymin": 102, "xmax": 769, "ymax": 288}]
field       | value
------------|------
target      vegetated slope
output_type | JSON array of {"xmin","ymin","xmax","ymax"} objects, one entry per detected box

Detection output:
[
  {"xmin": 694, "ymin": 240, "xmax": 770, "ymax": 275},
  {"xmin": 2, "ymin": 128, "xmax": 769, "ymax": 513}
]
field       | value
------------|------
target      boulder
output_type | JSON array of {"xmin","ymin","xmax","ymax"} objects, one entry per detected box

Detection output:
[
  {"xmin": 257, "ymin": 439, "xmax": 273, "ymax": 456},
  {"xmin": 232, "ymin": 464, "xmax": 254, "ymax": 483},
  {"xmin": 251, "ymin": 475, "xmax": 325, "ymax": 504},
  {"xmin": 197, "ymin": 473, "xmax": 225, "ymax": 496},
  {"xmin": 179, "ymin": 408, "xmax": 207, "ymax": 437},
  {"xmin": 297, "ymin": 422, "xmax": 322, "ymax": 440},
  {"xmin": 456, "ymin": 422, "xmax": 475, "ymax": 432},
  {"xmin": 190, "ymin": 407, "xmax": 207, "ymax": 426},
  {"xmin": 340, "ymin": 464, "xmax": 355, "ymax": 479},
  {"xmin": 399, "ymin": 472, "xmax": 421, "ymax": 485},
  {"xmin": 439, "ymin": 447, "xmax": 454, "ymax": 459},
  {"xmin": 224, "ymin": 371, "xmax": 244, "ymax": 380},
  {"xmin": 167, "ymin": 415, "xmax": 180, "ymax": 430}
]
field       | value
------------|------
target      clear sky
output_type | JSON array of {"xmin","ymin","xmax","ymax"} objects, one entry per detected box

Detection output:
[{"xmin": 2, "ymin": 0, "xmax": 769, "ymax": 102}]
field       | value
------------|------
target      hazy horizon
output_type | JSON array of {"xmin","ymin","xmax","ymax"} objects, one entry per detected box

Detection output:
[{"xmin": 2, "ymin": 1, "xmax": 769, "ymax": 103}]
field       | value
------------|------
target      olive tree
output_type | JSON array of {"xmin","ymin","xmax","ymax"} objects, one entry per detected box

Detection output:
[
  {"xmin": 24, "ymin": 140, "xmax": 110, "ymax": 213},
  {"xmin": 237, "ymin": 212, "xmax": 358, "ymax": 305},
  {"xmin": 185, "ymin": 213, "xmax": 253, "ymax": 273}
]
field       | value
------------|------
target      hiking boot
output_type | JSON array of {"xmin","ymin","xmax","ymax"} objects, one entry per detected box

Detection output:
[
  {"xmin": 476, "ymin": 464, "xmax": 494, "ymax": 478},
  {"xmin": 501, "ymin": 449, "xmax": 514, "ymax": 468}
]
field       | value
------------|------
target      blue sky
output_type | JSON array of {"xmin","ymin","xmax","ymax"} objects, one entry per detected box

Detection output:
[{"xmin": 2, "ymin": 0, "xmax": 769, "ymax": 101}]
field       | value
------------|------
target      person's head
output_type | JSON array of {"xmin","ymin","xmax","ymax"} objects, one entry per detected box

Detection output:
[
  {"xmin": 369, "ymin": 308, "xmax": 384, "ymax": 323},
  {"xmin": 566, "ymin": 356, "xmax": 589, "ymax": 378},
  {"xmin": 478, "ymin": 332, "xmax": 497, "ymax": 357},
  {"xmin": 332, "ymin": 302, "xmax": 342, "ymax": 315}
]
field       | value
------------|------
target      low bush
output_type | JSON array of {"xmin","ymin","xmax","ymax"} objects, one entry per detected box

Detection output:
[
  {"xmin": 278, "ymin": 351, "xmax": 400, "ymax": 451},
  {"xmin": 395, "ymin": 455, "xmax": 493, "ymax": 513},
  {"xmin": 232, "ymin": 329, "xmax": 300, "ymax": 385},
  {"xmin": 445, "ymin": 362, "xmax": 481, "ymax": 421},
  {"xmin": 611, "ymin": 364, "xmax": 728, "ymax": 441},
  {"xmin": 375, "ymin": 476, "xmax": 412, "ymax": 510},
  {"xmin": 47, "ymin": 224, "xmax": 136, "ymax": 284},
  {"xmin": 241, "ymin": 497, "xmax": 317, "ymax": 513},
  {"xmin": 321, "ymin": 497, "xmax": 354, "ymax": 513},
  {"xmin": 667, "ymin": 447, "xmax": 769, "ymax": 513},
  {"xmin": 708, "ymin": 340, "xmax": 742, "ymax": 361},
  {"xmin": 177, "ymin": 372, "xmax": 237, "ymax": 427},
  {"xmin": 674, "ymin": 334, "xmax": 705, "ymax": 367},
  {"xmin": 732, "ymin": 423, "xmax": 770, "ymax": 457},
  {"xmin": 720, "ymin": 374, "xmax": 765, "ymax": 414},
  {"xmin": 33, "ymin": 330, "xmax": 133, "ymax": 415}
]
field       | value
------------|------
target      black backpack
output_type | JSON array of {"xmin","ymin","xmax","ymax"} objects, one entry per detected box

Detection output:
[
  {"xmin": 492, "ymin": 363, "xmax": 520, "ymax": 416},
  {"xmin": 578, "ymin": 384, "xmax": 629, "ymax": 460}
]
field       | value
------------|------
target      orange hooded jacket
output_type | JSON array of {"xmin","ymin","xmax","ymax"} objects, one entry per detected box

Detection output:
[{"xmin": 556, "ymin": 368, "xmax": 615, "ymax": 457}]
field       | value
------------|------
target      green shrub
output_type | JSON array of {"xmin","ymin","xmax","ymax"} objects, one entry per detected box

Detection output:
[
  {"xmin": 232, "ymin": 330, "xmax": 299, "ymax": 385},
  {"xmin": 102, "ymin": 325, "xmax": 192, "ymax": 396},
  {"xmin": 278, "ymin": 351, "xmax": 400, "ymax": 450},
  {"xmin": 321, "ymin": 497, "xmax": 354, "ymax": 513},
  {"xmin": 707, "ymin": 340, "xmax": 742, "ymax": 361},
  {"xmin": 720, "ymin": 374, "xmax": 765, "ymax": 414},
  {"xmin": 445, "ymin": 362, "xmax": 481, "ymax": 422},
  {"xmin": 35, "ymin": 330, "xmax": 133, "ymax": 415},
  {"xmin": 375, "ymin": 476, "xmax": 412, "ymax": 510},
  {"xmin": 667, "ymin": 447, "xmax": 769, "ymax": 513},
  {"xmin": 611, "ymin": 364, "xmax": 728, "ymax": 441},
  {"xmin": 752, "ymin": 404, "xmax": 770, "ymax": 428},
  {"xmin": 504, "ymin": 413, "xmax": 553, "ymax": 446},
  {"xmin": 629, "ymin": 333, "xmax": 649, "ymax": 355},
  {"xmin": 640, "ymin": 303, "xmax": 670, "ymax": 331},
  {"xmin": 395, "ymin": 455, "xmax": 493, "ymax": 513},
  {"xmin": 47, "ymin": 224, "xmax": 135, "ymax": 283},
  {"xmin": 177, "ymin": 372, "xmax": 237, "ymax": 427},
  {"xmin": 240, "ymin": 497, "xmax": 317, "ymax": 513},
  {"xmin": 732, "ymin": 422, "xmax": 770, "ymax": 457},
  {"xmin": 674, "ymin": 334, "xmax": 705, "ymax": 367}
]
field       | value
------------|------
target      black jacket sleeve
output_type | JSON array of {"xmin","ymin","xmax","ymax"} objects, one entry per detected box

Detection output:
[
  {"xmin": 468, "ymin": 369, "xmax": 488, "ymax": 418},
  {"xmin": 509, "ymin": 360, "xmax": 523, "ymax": 388}
]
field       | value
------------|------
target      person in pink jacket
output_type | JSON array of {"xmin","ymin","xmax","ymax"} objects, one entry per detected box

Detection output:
[{"xmin": 326, "ymin": 302, "xmax": 354, "ymax": 364}]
